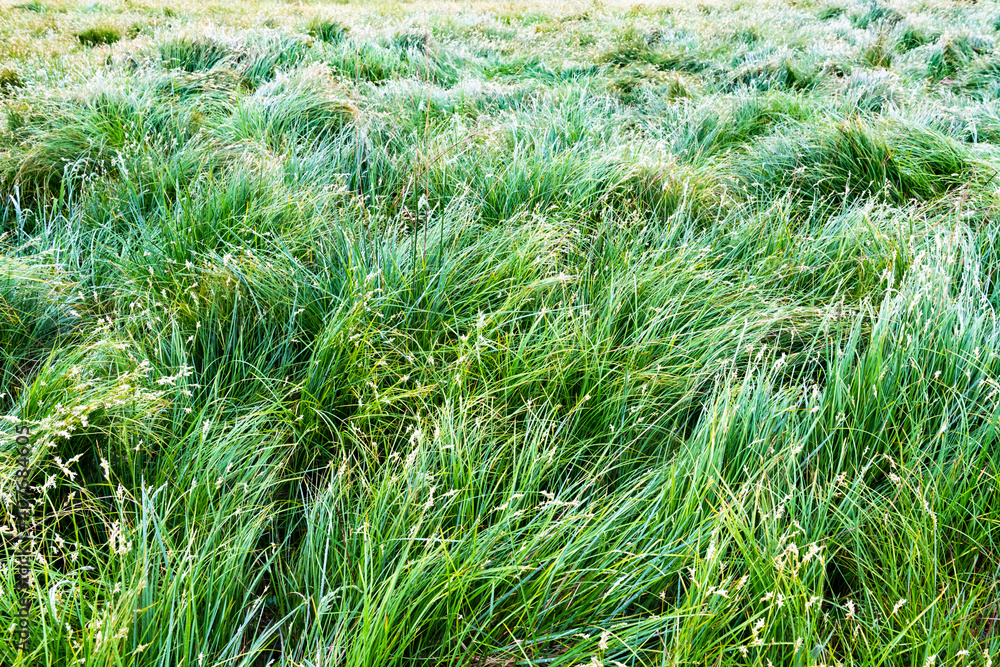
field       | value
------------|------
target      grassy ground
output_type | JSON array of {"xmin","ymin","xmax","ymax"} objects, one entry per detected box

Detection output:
[{"xmin": 2, "ymin": 0, "xmax": 1000, "ymax": 664}]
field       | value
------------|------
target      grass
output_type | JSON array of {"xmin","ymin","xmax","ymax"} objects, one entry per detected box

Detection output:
[
  {"xmin": 75, "ymin": 24, "xmax": 123, "ymax": 46},
  {"xmin": 0, "ymin": 68, "xmax": 25, "ymax": 95},
  {"xmin": 306, "ymin": 15, "xmax": 349, "ymax": 44},
  {"xmin": 13, "ymin": 1, "xmax": 48, "ymax": 12},
  {"xmin": 2, "ymin": 0, "xmax": 1000, "ymax": 666}
]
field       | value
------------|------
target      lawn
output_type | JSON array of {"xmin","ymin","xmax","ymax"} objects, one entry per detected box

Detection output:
[{"xmin": 2, "ymin": 0, "xmax": 1000, "ymax": 665}]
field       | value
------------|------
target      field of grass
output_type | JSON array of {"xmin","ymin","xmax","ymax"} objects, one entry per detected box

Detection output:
[{"xmin": 2, "ymin": 0, "xmax": 1000, "ymax": 664}]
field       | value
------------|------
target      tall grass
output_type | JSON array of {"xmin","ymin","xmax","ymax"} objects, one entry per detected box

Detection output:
[{"xmin": 3, "ymin": 0, "xmax": 1000, "ymax": 665}]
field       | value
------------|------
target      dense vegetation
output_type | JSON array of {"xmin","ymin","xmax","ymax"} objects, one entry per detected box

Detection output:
[{"xmin": 2, "ymin": 0, "xmax": 1000, "ymax": 665}]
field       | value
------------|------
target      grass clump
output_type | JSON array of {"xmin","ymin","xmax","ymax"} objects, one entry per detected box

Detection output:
[
  {"xmin": 926, "ymin": 34, "xmax": 978, "ymax": 81},
  {"xmin": 75, "ymin": 24, "xmax": 123, "ymax": 46},
  {"xmin": 849, "ymin": 0, "xmax": 905, "ymax": 29},
  {"xmin": 14, "ymin": 1, "xmax": 47, "ymax": 11},
  {"xmin": 599, "ymin": 25, "xmax": 708, "ymax": 73},
  {"xmin": 390, "ymin": 28, "xmax": 432, "ymax": 53},
  {"xmin": 0, "ymin": 68, "xmax": 25, "ymax": 95},
  {"xmin": 220, "ymin": 64, "xmax": 358, "ymax": 147},
  {"xmin": 306, "ymin": 15, "xmax": 348, "ymax": 43},
  {"xmin": 0, "ymin": 256, "xmax": 79, "ymax": 411},
  {"xmin": 158, "ymin": 33, "xmax": 233, "ymax": 72},
  {"xmin": 726, "ymin": 53, "xmax": 819, "ymax": 91},
  {"xmin": 735, "ymin": 116, "xmax": 977, "ymax": 206},
  {"xmin": 860, "ymin": 29, "xmax": 895, "ymax": 67},
  {"xmin": 893, "ymin": 19, "xmax": 940, "ymax": 51},
  {"xmin": 840, "ymin": 68, "xmax": 901, "ymax": 112},
  {"xmin": 816, "ymin": 3, "xmax": 847, "ymax": 20},
  {"xmin": 157, "ymin": 29, "xmax": 312, "ymax": 88}
]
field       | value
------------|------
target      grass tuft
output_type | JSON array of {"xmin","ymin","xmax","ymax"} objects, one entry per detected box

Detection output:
[
  {"xmin": 0, "ymin": 68, "xmax": 25, "ymax": 95},
  {"xmin": 850, "ymin": 0, "xmax": 905, "ymax": 30},
  {"xmin": 75, "ymin": 24, "xmax": 123, "ymax": 46},
  {"xmin": 600, "ymin": 25, "xmax": 708, "ymax": 74},
  {"xmin": 926, "ymin": 34, "xmax": 977, "ymax": 81},
  {"xmin": 306, "ymin": 15, "xmax": 348, "ymax": 44},
  {"xmin": 14, "ymin": 0, "xmax": 47, "ymax": 11}
]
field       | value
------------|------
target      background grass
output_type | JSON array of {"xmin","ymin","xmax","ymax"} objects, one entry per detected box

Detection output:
[{"xmin": 2, "ymin": 0, "xmax": 1000, "ymax": 665}]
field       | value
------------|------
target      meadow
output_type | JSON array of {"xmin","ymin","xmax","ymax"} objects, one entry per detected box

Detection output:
[{"xmin": 2, "ymin": 0, "xmax": 1000, "ymax": 664}]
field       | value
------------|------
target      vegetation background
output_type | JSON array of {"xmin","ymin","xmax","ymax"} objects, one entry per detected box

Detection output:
[{"xmin": 2, "ymin": 0, "xmax": 1000, "ymax": 665}]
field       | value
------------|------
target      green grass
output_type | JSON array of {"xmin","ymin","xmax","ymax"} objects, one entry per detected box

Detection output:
[
  {"xmin": 2, "ymin": 0, "xmax": 1000, "ymax": 666},
  {"xmin": 75, "ymin": 24, "xmax": 123, "ymax": 46},
  {"xmin": 306, "ymin": 15, "xmax": 349, "ymax": 44},
  {"xmin": 0, "ymin": 68, "xmax": 25, "ymax": 96},
  {"xmin": 14, "ymin": 1, "xmax": 48, "ymax": 12}
]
